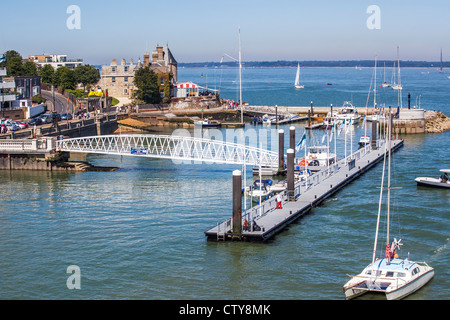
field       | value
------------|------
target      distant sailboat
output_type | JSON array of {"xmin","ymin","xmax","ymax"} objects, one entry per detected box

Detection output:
[
  {"xmin": 381, "ymin": 62, "xmax": 391, "ymax": 88},
  {"xmin": 295, "ymin": 63, "xmax": 304, "ymax": 89},
  {"xmin": 439, "ymin": 48, "xmax": 444, "ymax": 73},
  {"xmin": 392, "ymin": 46, "xmax": 403, "ymax": 90}
]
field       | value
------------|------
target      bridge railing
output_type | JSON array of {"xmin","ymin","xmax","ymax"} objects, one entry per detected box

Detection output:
[{"xmin": 56, "ymin": 134, "xmax": 279, "ymax": 166}]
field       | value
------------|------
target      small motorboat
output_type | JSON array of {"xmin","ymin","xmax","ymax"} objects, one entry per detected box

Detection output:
[
  {"xmin": 415, "ymin": 169, "xmax": 450, "ymax": 188},
  {"xmin": 246, "ymin": 179, "xmax": 273, "ymax": 199},
  {"xmin": 270, "ymin": 180, "xmax": 287, "ymax": 192},
  {"xmin": 194, "ymin": 119, "xmax": 221, "ymax": 127},
  {"xmin": 358, "ymin": 136, "xmax": 371, "ymax": 147}
]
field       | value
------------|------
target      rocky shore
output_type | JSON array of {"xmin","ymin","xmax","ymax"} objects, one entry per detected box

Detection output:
[{"xmin": 425, "ymin": 111, "xmax": 450, "ymax": 133}]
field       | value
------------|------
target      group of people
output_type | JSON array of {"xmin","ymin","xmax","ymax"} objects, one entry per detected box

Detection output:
[{"xmin": 440, "ymin": 172, "xmax": 449, "ymax": 183}]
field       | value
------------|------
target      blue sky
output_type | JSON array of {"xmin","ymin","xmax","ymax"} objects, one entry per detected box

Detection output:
[{"xmin": 0, "ymin": 0, "xmax": 449, "ymax": 65}]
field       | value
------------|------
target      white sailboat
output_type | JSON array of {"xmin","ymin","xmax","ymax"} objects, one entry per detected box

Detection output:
[
  {"xmin": 294, "ymin": 63, "xmax": 304, "ymax": 89},
  {"xmin": 343, "ymin": 111, "xmax": 434, "ymax": 300},
  {"xmin": 392, "ymin": 47, "xmax": 403, "ymax": 90},
  {"xmin": 381, "ymin": 62, "xmax": 391, "ymax": 88}
]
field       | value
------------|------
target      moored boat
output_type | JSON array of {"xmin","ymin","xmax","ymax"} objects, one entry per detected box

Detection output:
[
  {"xmin": 415, "ymin": 169, "xmax": 450, "ymax": 188},
  {"xmin": 335, "ymin": 101, "xmax": 361, "ymax": 123},
  {"xmin": 194, "ymin": 119, "xmax": 221, "ymax": 127},
  {"xmin": 343, "ymin": 109, "xmax": 434, "ymax": 300}
]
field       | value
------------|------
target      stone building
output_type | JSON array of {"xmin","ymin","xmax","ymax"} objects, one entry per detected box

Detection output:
[{"xmin": 99, "ymin": 46, "xmax": 177, "ymax": 104}]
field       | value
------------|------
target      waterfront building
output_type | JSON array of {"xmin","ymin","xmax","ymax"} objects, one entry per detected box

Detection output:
[
  {"xmin": 99, "ymin": 45, "xmax": 178, "ymax": 104},
  {"xmin": 0, "ymin": 67, "xmax": 17, "ymax": 111},
  {"xmin": 28, "ymin": 54, "xmax": 83, "ymax": 70}
]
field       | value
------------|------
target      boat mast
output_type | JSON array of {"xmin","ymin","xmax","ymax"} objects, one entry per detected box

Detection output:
[
  {"xmin": 386, "ymin": 107, "xmax": 392, "ymax": 265},
  {"xmin": 239, "ymin": 27, "xmax": 243, "ymax": 124}
]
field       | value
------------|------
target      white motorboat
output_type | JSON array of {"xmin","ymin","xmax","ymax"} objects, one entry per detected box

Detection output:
[
  {"xmin": 194, "ymin": 119, "xmax": 222, "ymax": 127},
  {"xmin": 252, "ymin": 164, "xmax": 279, "ymax": 176},
  {"xmin": 343, "ymin": 109, "xmax": 434, "ymax": 300},
  {"xmin": 358, "ymin": 136, "xmax": 370, "ymax": 147},
  {"xmin": 294, "ymin": 63, "xmax": 304, "ymax": 89},
  {"xmin": 246, "ymin": 179, "xmax": 273, "ymax": 199},
  {"xmin": 297, "ymin": 145, "xmax": 336, "ymax": 170},
  {"xmin": 262, "ymin": 114, "xmax": 276, "ymax": 125},
  {"xmin": 415, "ymin": 169, "xmax": 450, "ymax": 188},
  {"xmin": 270, "ymin": 180, "xmax": 287, "ymax": 192},
  {"xmin": 336, "ymin": 101, "xmax": 361, "ymax": 123}
]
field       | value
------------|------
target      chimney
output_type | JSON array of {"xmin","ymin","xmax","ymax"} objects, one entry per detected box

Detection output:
[
  {"xmin": 130, "ymin": 58, "xmax": 134, "ymax": 65},
  {"xmin": 111, "ymin": 59, "xmax": 117, "ymax": 66},
  {"xmin": 143, "ymin": 53, "xmax": 150, "ymax": 67},
  {"xmin": 121, "ymin": 58, "xmax": 126, "ymax": 66}
]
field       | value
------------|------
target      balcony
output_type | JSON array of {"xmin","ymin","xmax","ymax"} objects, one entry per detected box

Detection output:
[
  {"xmin": 0, "ymin": 81, "xmax": 16, "ymax": 90},
  {"xmin": 0, "ymin": 67, "xmax": 6, "ymax": 76},
  {"xmin": 0, "ymin": 94, "xmax": 18, "ymax": 102}
]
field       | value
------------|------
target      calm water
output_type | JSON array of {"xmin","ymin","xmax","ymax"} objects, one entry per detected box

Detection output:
[{"xmin": 1, "ymin": 68, "xmax": 449, "ymax": 300}]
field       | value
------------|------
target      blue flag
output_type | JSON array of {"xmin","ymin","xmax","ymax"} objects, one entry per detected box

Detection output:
[
  {"xmin": 0, "ymin": 55, "xmax": 6, "ymax": 63},
  {"xmin": 296, "ymin": 132, "xmax": 306, "ymax": 152}
]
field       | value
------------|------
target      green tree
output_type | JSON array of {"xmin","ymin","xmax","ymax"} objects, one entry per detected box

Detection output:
[
  {"xmin": 0, "ymin": 50, "xmax": 24, "ymax": 76},
  {"xmin": 39, "ymin": 64, "xmax": 55, "ymax": 84},
  {"xmin": 22, "ymin": 61, "xmax": 38, "ymax": 76},
  {"xmin": 133, "ymin": 66, "xmax": 161, "ymax": 104},
  {"xmin": 74, "ymin": 64, "xmax": 100, "ymax": 92},
  {"xmin": 53, "ymin": 66, "xmax": 76, "ymax": 91}
]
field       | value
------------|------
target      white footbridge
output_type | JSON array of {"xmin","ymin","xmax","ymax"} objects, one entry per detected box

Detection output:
[{"xmin": 55, "ymin": 134, "xmax": 279, "ymax": 167}]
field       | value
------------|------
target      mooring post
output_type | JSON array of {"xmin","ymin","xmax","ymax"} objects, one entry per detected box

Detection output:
[
  {"xmin": 232, "ymin": 170, "xmax": 242, "ymax": 234},
  {"xmin": 278, "ymin": 129, "xmax": 284, "ymax": 172},
  {"xmin": 371, "ymin": 120, "xmax": 378, "ymax": 150},
  {"xmin": 289, "ymin": 126, "xmax": 295, "ymax": 151},
  {"xmin": 287, "ymin": 148, "xmax": 295, "ymax": 201}
]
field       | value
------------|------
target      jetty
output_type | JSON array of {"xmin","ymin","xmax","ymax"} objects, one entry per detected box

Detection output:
[{"xmin": 205, "ymin": 120, "xmax": 404, "ymax": 242}]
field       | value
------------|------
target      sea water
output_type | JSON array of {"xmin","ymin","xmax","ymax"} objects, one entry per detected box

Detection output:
[{"xmin": 0, "ymin": 67, "xmax": 448, "ymax": 300}]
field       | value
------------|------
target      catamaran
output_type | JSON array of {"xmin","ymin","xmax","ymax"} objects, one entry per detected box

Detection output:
[
  {"xmin": 343, "ymin": 110, "xmax": 434, "ymax": 300},
  {"xmin": 294, "ymin": 63, "xmax": 304, "ymax": 89}
]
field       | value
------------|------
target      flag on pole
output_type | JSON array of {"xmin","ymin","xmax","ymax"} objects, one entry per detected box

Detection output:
[
  {"xmin": 0, "ymin": 55, "xmax": 6, "ymax": 63},
  {"xmin": 338, "ymin": 119, "xmax": 345, "ymax": 136},
  {"xmin": 346, "ymin": 118, "xmax": 352, "ymax": 133},
  {"xmin": 296, "ymin": 132, "xmax": 306, "ymax": 152}
]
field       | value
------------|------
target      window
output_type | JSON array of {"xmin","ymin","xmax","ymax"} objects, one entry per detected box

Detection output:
[
  {"xmin": 397, "ymin": 272, "xmax": 406, "ymax": 277},
  {"xmin": 112, "ymin": 77, "xmax": 116, "ymax": 83},
  {"xmin": 124, "ymin": 77, "xmax": 128, "ymax": 83},
  {"xmin": 124, "ymin": 66, "xmax": 129, "ymax": 73},
  {"xmin": 112, "ymin": 66, "xmax": 116, "ymax": 73},
  {"xmin": 386, "ymin": 272, "xmax": 394, "ymax": 277}
]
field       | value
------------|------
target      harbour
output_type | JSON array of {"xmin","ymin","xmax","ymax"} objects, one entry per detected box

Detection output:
[
  {"xmin": 1, "ymin": 66, "xmax": 449, "ymax": 301},
  {"xmin": 205, "ymin": 135, "xmax": 404, "ymax": 242}
]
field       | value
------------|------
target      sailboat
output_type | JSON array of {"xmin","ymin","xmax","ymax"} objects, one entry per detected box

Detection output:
[
  {"xmin": 381, "ymin": 62, "xmax": 391, "ymax": 88},
  {"xmin": 439, "ymin": 48, "xmax": 444, "ymax": 73},
  {"xmin": 343, "ymin": 110, "xmax": 435, "ymax": 300},
  {"xmin": 392, "ymin": 47, "xmax": 403, "ymax": 90},
  {"xmin": 294, "ymin": 63, "xmax": 304, "ymax": 89}
]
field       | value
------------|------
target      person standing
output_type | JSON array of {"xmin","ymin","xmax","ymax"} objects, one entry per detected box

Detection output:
[{"xmin": 276, "ymin": 193, "xmax": 283, "ymax": 209}]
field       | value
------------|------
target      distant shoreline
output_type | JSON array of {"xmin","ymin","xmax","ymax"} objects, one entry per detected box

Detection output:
[
  {"xmin": 179, "ymin": 66, "xmax": 446, "ymax": 70},
  {"xmin": 179, "ymin": 60, "xmax": 448, "ymax": 69}
]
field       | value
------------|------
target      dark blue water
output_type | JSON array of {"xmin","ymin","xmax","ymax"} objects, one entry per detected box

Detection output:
[{"xmin": 0, "ymin": 68, "xmax": 448, "ymax": 300}]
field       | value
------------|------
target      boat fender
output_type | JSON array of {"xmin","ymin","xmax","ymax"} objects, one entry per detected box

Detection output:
[{"xmin": 309, "ymin": 155, "xmax": 313, "ymax": 159}]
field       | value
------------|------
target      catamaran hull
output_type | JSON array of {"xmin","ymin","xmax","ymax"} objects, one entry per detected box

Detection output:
[
  {"xmin": 386, "ymin": 269, "xmax": 435, "ymax": 300},
  {"xmin": 343, "ymin": 269, "xmax": 434, "ymax": 300}
]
